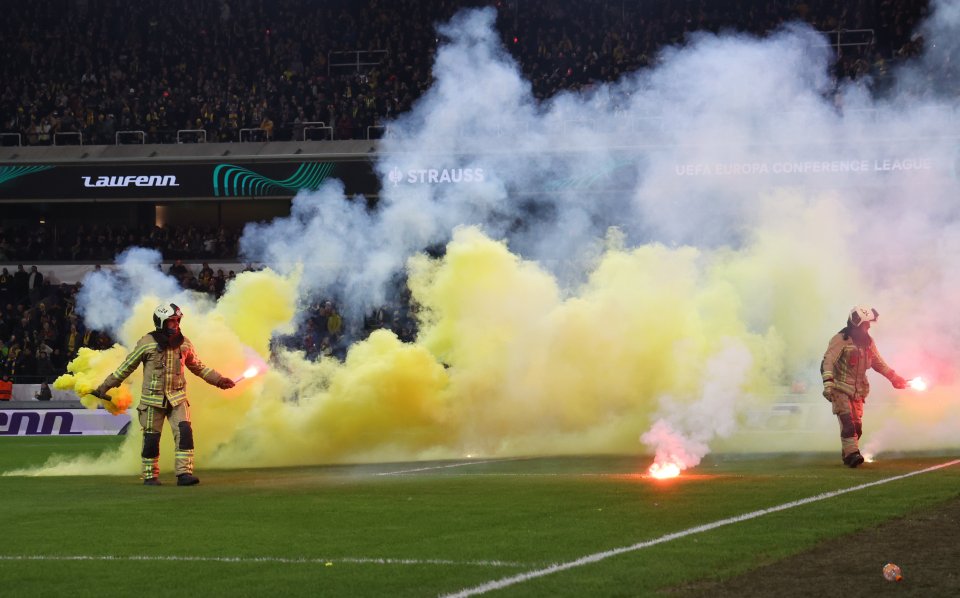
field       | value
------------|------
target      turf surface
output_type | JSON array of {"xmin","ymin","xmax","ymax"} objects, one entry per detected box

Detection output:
[{"xmin": 1, "ymin": 437, "xmax": 957, "ymax": 597}]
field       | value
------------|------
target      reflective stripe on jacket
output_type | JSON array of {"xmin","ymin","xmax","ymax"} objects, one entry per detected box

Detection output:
[
  {"xmin": 821, "ymin": 332, "xmax": 895, "ymax": 400},
  {"xmin": 97, "ymin": 332, "xmax": 223, "ymax": 407}
]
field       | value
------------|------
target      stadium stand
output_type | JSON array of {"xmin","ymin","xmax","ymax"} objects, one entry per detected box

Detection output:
[
  {"xmin": 0, "ymin": 0, "xmax": 934, "ymax": 387},
  {"xmin": 0, "ymin": 0, "xmax": 931, "ymax": 147}
]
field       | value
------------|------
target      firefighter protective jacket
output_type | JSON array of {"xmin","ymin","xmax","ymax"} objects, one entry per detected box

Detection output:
[
  {"xmin": 97, "ymin": 331, "xmax": 224, "ymax": 407},
  {"xmin": 821, "ymin": 332, "xmax": 897, "ymax": 400}
]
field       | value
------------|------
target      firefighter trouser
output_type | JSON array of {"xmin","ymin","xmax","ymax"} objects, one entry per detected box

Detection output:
[
  {"xmin": 138, "ymin": 400, "xmax": 194, "ymax": 479},
  {"xmin": 830, "ymin": 391, "xmax": 864, "ymax": 459}
]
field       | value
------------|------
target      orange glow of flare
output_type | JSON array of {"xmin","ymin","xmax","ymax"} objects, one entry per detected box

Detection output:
[
  {"xmin": 907, "ymin": 377, "xmax": 927, "ymax": 391},
  {"xmin": 235, "ymin": 366, "xmax": 261, "ymax": 382},
  {"xmin": 648, "ymin": 462, "xmax": 682, "ymax": 479}
]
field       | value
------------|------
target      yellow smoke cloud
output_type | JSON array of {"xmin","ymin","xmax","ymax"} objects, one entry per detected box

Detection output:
[
  {"xmin": 16, "ymin": 200, "xmax": 958, "ymax": 478},
  {"xmin": 409, "ymin": 226, "xmax": 786, "ymax": 456},
  {"xmin": 207, "ymin": 329, "xmax": 453, "ymax": 467},
  {"xmin": 54, "ymin": 347, "xmax": 135, "ymax": 414}
]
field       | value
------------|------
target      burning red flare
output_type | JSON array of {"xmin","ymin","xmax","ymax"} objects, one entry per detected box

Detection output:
[
  {"xmin": 907, "ymin": 376, "xmax": 927, "ymax": 391},
  {"xmin": 235, "ymin": 366, "xmax": 261, "ymax": 382},
  {"xmin": 648, "ymin": 461, "xmax": 682, "ymax": 479}
]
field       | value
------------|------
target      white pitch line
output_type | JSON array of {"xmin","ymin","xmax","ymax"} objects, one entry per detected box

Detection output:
[
  {"xmin": 443, "ymin": 458, "xmax": 960, "ymax": 597},
  {"xmin": 376, "ymin": 458, "xmax": 519, "ymax": 476},
  {"xmin": 0, "ymin": 554, "xmax": 527, "ymax": 568}
]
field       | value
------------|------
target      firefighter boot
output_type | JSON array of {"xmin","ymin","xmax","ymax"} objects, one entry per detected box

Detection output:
[
  {"xmin": 143, "ymin": 478, "xmax": 162, "ymax": 486},
  {"xmin": 844, "ymin": 451, "xmax": 865, "ymax": 468},
  {"xmin": 177, "ymin": 473, "xmax": 200, "ymax": 486}
]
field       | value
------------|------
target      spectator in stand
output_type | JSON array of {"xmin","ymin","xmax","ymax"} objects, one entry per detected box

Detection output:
[
  {"xmin": 13, "ymin": 265, "xmax": 29, "ymax": 303},
  {"xmin": 27, "ymin": 266, "xmax": 43, "ymax": 301},
  {"xmin": 0, "ymin": 371, "xmax": 13, "ymax": 401},
  {"xmin": 319, "ymin": 335, "xmax": 333, "ymax": 358},
  {"xmin": 325, "ymin": 301, "xmax": 342, "ymax": 340},
  {"xmin": 213, "ymin": 269, "xmax": 227, "ymax": 297},
  {"xmin": 35, "ymin": 381, "xmax": 52, "ymax": 401},
  {"xmin": 4, "ymin": 340, "xmax": 19, "ymax": 373},
  {"xmin": 81, "ymin": 327, "xmax": 99, "ymax": 350},
  {"xmin": 36, "ymin": 342, "xmax": 56, "ymax": 382},
  {"xmin": 16, "ymin": 340, "xmax": 36, "ymax": 377},
  {"xmin": 168, "ymin": 259, "xmax": 189, "ymax": 282},
  {"xmin": 301, "ymin": 320, "xmax": 319, "ymax": 359},
  {"xmin": 0, "ymin": 268, "xmax": 12, "ymax": 306},
  {"xmin": 260, "ymin": 114, "xmax": 275, "ymax": 140},
  {"xmin": 65, "ymin": 320, "xmax": 82, "ymax": 361},
  {"xmin": 198, "ymin": 263, "xmax": 214, "ymax": 287},
  {"xmin": 0, "ymin": 233, "xmax": 10, "ymax": 260}
]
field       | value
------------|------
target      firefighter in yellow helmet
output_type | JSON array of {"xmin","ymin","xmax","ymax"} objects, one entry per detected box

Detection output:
[
  {"xmin": 93, "ymin": 303, "xmax": 235, "ymax": 485},
  {"xmin": 821, "ymin": 306, "xmax": 907, "ymax": 467}
]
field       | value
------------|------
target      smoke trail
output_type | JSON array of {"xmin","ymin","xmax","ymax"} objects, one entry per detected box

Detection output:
[
  {"xmin": 11, "ymin": 2, "xmax": 960, "ymax": 478},
  {"xmin": 642, "ymin": 339, "xmax": 754, "ymax": 472}
]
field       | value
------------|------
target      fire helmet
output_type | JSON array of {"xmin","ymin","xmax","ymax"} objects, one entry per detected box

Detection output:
[
  {"xmin": 848, "ymin": 305, "xmax": 879, "ymax": 327},
  {"xmin": 153, "ymin": 303, "xmax": 183, "ymax": 331}
]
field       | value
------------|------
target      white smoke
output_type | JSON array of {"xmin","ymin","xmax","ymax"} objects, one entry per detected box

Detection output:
[
  {"xmin": 76, "ymin": 247, "xmax": 181, "ymax": 336},
  {"xmin": 241, "ymin": 5, "xmax": 959, "ymax": 299},
  {"xmin": 226, "ymin": 2, "xmax": 959, "ymax": 460},
  {"xmin": 642, "ymin": 340, "xmax": 753, "ymax": 470},
  {"xmin": 641, "ymin": 420, "xmax": 709, "ymax": 473}
]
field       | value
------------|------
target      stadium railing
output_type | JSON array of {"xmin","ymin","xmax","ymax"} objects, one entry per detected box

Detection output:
[
  {"xmin": 240, "ymin": 127, "xmax": 268, "ymax": 142},
  {"xmin": 302, "ymin": 122, "xmax": 333, "ymax": 141},
  {"xmin": 54, "ymin": 132, "xmax": 83, "ymax": 146},
  {"xmin": 820, "ymin": 28, "xmax": 875, "ymax": 58},
  {"xmin": 327, "ymin": 49, "xmax": 387, "ymax": 75},
  {"xmin": 116, "ymin": 130, "xmax": 146, "ymax": 145},
  {"xmin": 366, "ymin": 125, "xmax": 388, "ymax": 140},
  {"xmin": 176, "ymin": 129, "xmax": 207, "ymax": 143}
]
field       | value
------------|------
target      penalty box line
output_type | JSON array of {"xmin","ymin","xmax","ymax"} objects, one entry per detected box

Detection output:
[{"xmin": 443, "ymin": 458, "xmax": 960, "ymax": 598}]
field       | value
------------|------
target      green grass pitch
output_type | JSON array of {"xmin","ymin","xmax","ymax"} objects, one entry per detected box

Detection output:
[{"xmin": 1, "ymin": 437, "xmax": 958, "ymax": 597}]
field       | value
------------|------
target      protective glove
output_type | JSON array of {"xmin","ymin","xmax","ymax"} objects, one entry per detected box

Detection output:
[
  {"xmin": 822, "ymin": 381, "xmax": 835, "ymax": 401},
  {"xmin": 217, "ymin": 377, "xmax": 235, "ymax": 390},
  {"xmin": 890, "ymin": 374, "xmax": 907, "ymax": 389}
]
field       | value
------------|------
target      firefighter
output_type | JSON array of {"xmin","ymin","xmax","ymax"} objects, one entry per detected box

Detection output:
[
  {"xmin": 93, "ymin": 303, "xmax": 235, "ymax": 485},
  {"xmin": 821, "ymin": 306, "xmax": 907, "ymax": 467}
]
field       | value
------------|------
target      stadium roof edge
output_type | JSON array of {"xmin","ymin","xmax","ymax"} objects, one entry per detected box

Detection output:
[{"xmin": 1, "ymin": 140, "xmax": 380, "ymax": 165}]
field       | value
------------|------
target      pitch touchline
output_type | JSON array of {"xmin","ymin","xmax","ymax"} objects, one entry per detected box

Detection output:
[
  {"xmin": 442, "ymin": 459, "xmax": 960, "ymax": 597},
  {"xmin": 0, "ymin": 555, "xmax": 527, "ymax": 567}
]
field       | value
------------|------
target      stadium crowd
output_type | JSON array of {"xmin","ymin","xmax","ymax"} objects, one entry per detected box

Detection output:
[
  {"xmin": 0, "ymin": 257, "xmax": 419, "ymax": 384},
  {"xmin": 0, "ymin": 271, "xmax": 106, "ymax": 386},
  {"xmin": 0, "ymin": 223, "xmax": 243, "ymax": 262},
  {"xmin": 0, "ymin": 0, "xmax": 933, "ymax": 146}
]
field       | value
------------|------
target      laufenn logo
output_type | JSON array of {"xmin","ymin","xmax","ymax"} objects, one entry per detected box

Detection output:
[{"xmin": 82, "ymin": 175, "xmax": 180, "ymax": 188}]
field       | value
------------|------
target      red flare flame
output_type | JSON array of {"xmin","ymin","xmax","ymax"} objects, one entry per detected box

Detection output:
[
  {"xmin": 235, "ymin": 366, "xmax": 262, "ymax": 382},
  {"xmin": 648, "ymin": 461, "xmax": 682, "ymax": 479}
]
